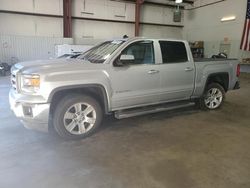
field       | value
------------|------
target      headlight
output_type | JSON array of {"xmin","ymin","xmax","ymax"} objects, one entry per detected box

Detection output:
[{"xmin": 21, "ymin": 74, "xmax": 40, "ymax": 93}]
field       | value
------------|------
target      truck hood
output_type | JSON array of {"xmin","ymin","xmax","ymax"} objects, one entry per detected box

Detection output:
[{"xmin": 13, "ymin": 59, "xmax": 104, "ymax": 74}]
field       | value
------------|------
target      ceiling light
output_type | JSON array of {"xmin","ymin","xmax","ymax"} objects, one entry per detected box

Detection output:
[
  {"xmin": 175, "ymin": 0, "xmax": 183, "ymax": 3},
  {"xmin": 221, "ymin": 16, "xmax": 236, "ymax": 22}
]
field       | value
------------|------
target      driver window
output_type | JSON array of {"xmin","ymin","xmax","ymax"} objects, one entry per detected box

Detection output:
[{"xmin": 121, "ymin": 41, "xmax": 155, "ymax": 65}]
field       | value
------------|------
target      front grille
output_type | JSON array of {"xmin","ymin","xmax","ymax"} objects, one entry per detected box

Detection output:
[
  {"xmin": 11, "ymin": 73, "xmax": 17, "ymax": 90},
  {"xmin": 10, "ymin": 66, "xmax": 19, "ymax": 92}
]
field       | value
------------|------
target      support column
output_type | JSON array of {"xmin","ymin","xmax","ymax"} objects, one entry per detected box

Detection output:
[
  {"xmin": 135, "ymin": 0, "xmax": 144, "ymax": 36},
  {"xmin": 63, "ymin": 0, "xmax": 72, "ymax": 38}
]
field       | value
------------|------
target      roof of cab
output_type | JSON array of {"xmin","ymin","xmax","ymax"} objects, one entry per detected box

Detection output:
[{"xmin": 109, "ymin": 37, "xmax": 187, "ymax": 43}]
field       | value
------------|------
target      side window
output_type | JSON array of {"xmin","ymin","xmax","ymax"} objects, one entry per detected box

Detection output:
[
  {"xmin": 159, "ymin": 41, "xmax": 188, "ymax": 63},
  {"xmin": 121, "ymin": 41, "xmax": 155, "ymax": 65}
]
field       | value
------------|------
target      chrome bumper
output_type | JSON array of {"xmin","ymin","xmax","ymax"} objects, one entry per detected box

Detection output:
[{"xmin": 9, "ymin": 91, "xmax": 50, "ymax": 132}]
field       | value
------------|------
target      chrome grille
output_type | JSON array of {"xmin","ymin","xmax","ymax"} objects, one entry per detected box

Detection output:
[
  {"xmin": 10, "ymin": 66, "xmax": 19, "ymax": 92},
  {"xmin": 11, "ymin": 73, "xmax": 17, "ymax": 90}
]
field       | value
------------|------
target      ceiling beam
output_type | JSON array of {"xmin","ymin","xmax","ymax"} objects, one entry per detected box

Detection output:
[
  {"xmin": 144, "ymin": 1, "xmax": 184, "ymax": 9},
  {"xmin": 110, "ymin": 0, "xmax": 185, "ymax": 9}
]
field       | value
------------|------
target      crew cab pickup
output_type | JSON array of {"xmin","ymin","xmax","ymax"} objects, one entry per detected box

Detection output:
[{"xmin": 9, "ymin": 37, "xmax": 240, "ymax": 139}]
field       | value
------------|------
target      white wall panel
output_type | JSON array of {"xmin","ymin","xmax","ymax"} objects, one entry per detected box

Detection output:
[
  {"xmin": 0, "ymin": 0, "xmax": 184, "ymax": 61},
  {"xmin": 141, "ymin": 4, "xmax": 184, "ymax": 25},
  {"xmin": 72, "ymin": 1, "xmax": 183, "ymax": 39},
  {"xmin": 72, "ymin": 0, "xmax": 85, "ymax": 17},
  {"xmin": 84, "ymin": 0, "xmax": 105, "ymax": 15},
  {"xmin": 140, "ymin": 25, "xmax": 183, "ymax": 39},
  {"xmin": 124, "ymin": 3, "xmax": 135, "ymax": 21},
  {"xmin": 0, "ymin": 13, "xmax": 63, "ymax": 37},
  {"xmin": 73, "ymin": 37, "xmax": 104, "ymax": 45},
  {"xmin": 72, "ymin": 19, "xmax": 134, "ymax": 39},
  {"xmin": 0, "ymin": 0, "xmax": 63, "ymax": 15},
  {"xmin": 106, "ymin": 1, "xmax": 126, "ymax": 20},
  {"xmin": 72, "ymin": 0, "xmax": 105, "ymax": 18},
  {"xmin": 1, "ymin": 0, "xmax": 183, "ymax": 39},
  {"xmin": 34, "ymin": 0, "xmax": 63, "ymax": 15},
  {"xmin": 0, "ymin": 0, "xmax": 34, "ymax": 12},
  {"xmin": 0, "ymin": 13, "xmax": 36, "ymax": 36},
  {"xmin": 72, "ymin": 0, "xmax": 134, "ymax": 22},
  {"xmin": 35, "ymin": 17, "xmax": 63, "ymax": 37},
  {"xmin": 0, "ymin": 35, "xmax": 73, "ymax": 62}
]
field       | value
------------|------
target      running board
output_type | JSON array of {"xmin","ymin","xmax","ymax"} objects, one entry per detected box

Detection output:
[{"xmin": 114, "ymin": 101, "xmax": 195, "ymax": 119}]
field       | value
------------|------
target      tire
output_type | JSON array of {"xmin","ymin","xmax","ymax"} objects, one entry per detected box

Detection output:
[
  {"xmin": 199, "ymin": 83, "xmax": 225, "ymax": 110},
  {"xmin": 53, "ymin": 94, "xmax": 103, "ymax": 140}
]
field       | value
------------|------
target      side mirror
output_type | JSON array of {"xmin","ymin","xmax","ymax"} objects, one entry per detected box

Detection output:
[
  {"xmin": 114, "ymin": 54, "xmax": 134, "ymax": 67},
  {"xmin": 120, "ymin": 54, "xmax": 134, "ymax": 63}
]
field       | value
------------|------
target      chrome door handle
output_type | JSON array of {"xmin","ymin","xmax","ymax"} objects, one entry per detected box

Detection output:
[
  {"xmin": 148, "ymin": 70, "xmax": 160, "ymax": 74},
  {"xmin": 185, "ymin": 67, "xmax": 194, "ymax": 71}
]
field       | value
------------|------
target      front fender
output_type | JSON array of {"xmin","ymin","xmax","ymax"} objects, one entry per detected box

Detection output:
[{"xmin": 43, "ymin": 70, "xmax": 112, "ymax": 111}]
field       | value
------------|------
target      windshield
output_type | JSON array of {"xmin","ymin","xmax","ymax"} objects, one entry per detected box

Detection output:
[{"xmin": 77, "ymin": 40, "xmax": 124, "ymax": 63}]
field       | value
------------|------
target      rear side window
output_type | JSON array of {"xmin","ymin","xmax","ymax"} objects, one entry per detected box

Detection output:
[{"xmin": 159, "ymin": 41, "xmax": 188, "ymax": 63}]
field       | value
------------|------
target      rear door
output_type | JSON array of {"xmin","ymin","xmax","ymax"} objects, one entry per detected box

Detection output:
[{"xmin": 158, "ymin": 40, "xmax": 195, "ymax": 102}]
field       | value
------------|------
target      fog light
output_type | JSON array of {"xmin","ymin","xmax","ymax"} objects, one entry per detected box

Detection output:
[{"xmin": 23, "ymin": 106, "xmax": 33, "ymax": 117}]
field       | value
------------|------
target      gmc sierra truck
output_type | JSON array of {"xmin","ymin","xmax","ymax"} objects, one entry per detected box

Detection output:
[{"xmin": 9, "ymin": 37, "xmax": 240, "ymax": 139}]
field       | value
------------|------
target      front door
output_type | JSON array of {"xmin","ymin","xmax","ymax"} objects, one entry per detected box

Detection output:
[{"xmin": 109, "ymin": 40, "xmax": 161, "ymax": 110}]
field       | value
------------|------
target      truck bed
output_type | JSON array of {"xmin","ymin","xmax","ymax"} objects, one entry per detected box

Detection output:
[
  {"xmin": 194, "ymin": 58, "xmax": 237, "ymax": 62},
  {"xmin": 192, "ymin": 58, "xmax": 239, "ymax": 97}
]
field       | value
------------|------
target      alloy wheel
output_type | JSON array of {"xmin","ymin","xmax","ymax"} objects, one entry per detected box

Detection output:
[
  {"xmin": 204, "ymin": 88, "xmax": 223, "ymax": 109},
  {"xmin": 63, "ymin": 103, "xmax": 96, "ymax": 135}
]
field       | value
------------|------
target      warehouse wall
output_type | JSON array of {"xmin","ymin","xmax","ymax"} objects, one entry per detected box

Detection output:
[
  {"xmin": 0, "ymin": 0, "xmax": 184, "ymax": 61},
  {"xmin": 184, "ymin": 0, "xmax": 250, "ymax": 59},
  {"xmin": 0, "ymin": 0, "xmax": 184, "ymax": 38},
  {"xmin": 1, "ymin": 0, "xmax": 248, "ymax": 62},
  {"xmin": 0, "ymin": 13, "xmax": 63, "ymax": 37},
  {"xmin": 0, "ymin": 0, "xmax": 65, "ymax": 61},
  {"xmin": 0, "ymin": 0, "xmax": 63, "ymax": 37},
  {"xmin": 0, "ymin": 35, "xmax": 72, "ymax": 63},
  {"xmin": 140, "ymin": 3, "xmax": 184, "ymax": 38},
  {"xmin": 72, "ymin": 0, "xmax": 184, "ymax": 40},
  {"xmin": 72, "ymin": 0, "xmax": 134, "ymax": 39}
]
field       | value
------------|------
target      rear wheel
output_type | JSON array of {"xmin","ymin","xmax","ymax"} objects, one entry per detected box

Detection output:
[
  {"xmin": 53, "ymin": 94, "xmax": 103, "ymax": 139},
  {"xmin": 199, "ymin": 83, "xmax": 225, "ymax": 110}
]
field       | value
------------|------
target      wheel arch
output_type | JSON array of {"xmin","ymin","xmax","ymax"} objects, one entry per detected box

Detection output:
[
  {"xmin": 48, "ymin": 84, "xmax": 110, "ymax": 117},
  {"xmin": 204, "ymin": 72, "xmax": 229, "ymax": 93}
]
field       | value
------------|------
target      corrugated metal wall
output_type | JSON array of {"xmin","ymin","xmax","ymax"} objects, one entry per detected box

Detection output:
[{"xmin": 0, "ymin": 35, "xmax": 73, "ymax": 64}]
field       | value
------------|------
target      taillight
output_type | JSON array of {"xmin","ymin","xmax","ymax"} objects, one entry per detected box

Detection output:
[{"xmin": 236, "ymin": 64, "xmax": 240, "ymax": 77}]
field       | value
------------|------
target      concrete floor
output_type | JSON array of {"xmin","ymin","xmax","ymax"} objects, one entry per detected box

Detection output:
[
  {"xmin": 0, "ymin": 74, "xmax": 250, "ymax": 188},
  {"xmin": 241, "ymin": 64, "xmax": 250, "ymax": 73}
]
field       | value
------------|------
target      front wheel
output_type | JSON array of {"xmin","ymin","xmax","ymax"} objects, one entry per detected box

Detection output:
[
  {"xmin": 199, "ymin": 83, "xmax": 225, "ymax": 110},
  {"xmin": 53, "ymin": 94, "xmax": 103, "ymax": 139}
]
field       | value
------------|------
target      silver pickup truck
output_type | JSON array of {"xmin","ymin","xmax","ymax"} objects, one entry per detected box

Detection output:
[{"xmin": 9, "ymin": 37, "xmax": 240, "ymax": 139}]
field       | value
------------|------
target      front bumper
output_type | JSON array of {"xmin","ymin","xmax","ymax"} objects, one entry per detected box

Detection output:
[{"xmin": 9, "ymin": 91, "xmax": 50, "ymax": 132}]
